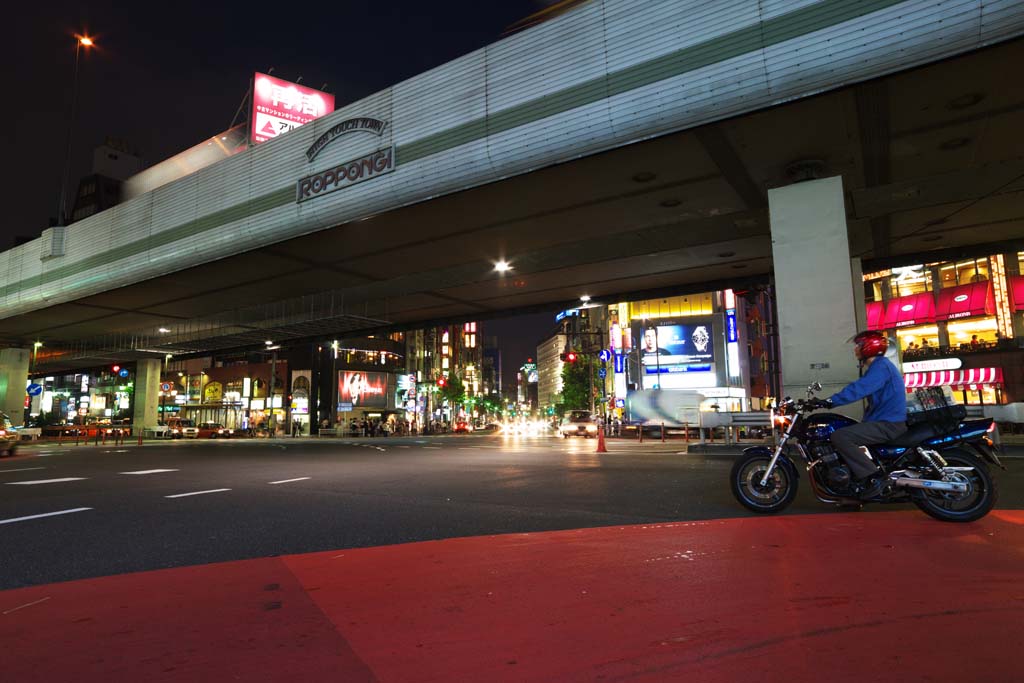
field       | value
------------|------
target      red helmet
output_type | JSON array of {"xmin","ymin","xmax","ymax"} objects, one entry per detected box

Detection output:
[{"xmin": 851, "ymin": 331, "xmax": 888, "ymax": 359}]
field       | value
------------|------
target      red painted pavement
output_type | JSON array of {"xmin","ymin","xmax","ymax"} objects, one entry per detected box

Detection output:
[{"xmin": 3, "ymin": 511, "xmax": 1023, "ymax": 682}]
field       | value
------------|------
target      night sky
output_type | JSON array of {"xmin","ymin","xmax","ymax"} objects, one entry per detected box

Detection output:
[
  {"xmin": 10, "ymin": 1, "xmax": 561, "ymax": 387},
  {"xmin": 8, "ymin": 0, "xmax": 554, "ymax": 246}
]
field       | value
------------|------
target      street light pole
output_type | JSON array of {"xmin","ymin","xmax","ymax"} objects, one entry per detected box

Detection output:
[{"xmin": 58, "ymin": 35, "xmax": 94, "ymax": 227}]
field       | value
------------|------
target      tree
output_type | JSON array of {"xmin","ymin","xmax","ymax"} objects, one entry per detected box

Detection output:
[
  {"xmin": 559, "ymin": 356, "xmax": 598, "ymax": 411},
  {"xmin": 438, "ymin": 374, "xmax": 466, "ymax": 409}
]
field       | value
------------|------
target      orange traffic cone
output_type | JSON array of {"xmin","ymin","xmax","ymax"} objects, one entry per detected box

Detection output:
[{"xmin": 596, "ymin": 428, "xmax": 608, "ymax": 453}]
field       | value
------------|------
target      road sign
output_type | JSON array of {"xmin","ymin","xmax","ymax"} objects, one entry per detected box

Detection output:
[
  {"xmin": 160, "ymin": 383, "xmax": 171, "ymax": 392},
  {"xmin": 615, "ymin": 398, "xmax": 626, "ymax": 408},
  {"xmin": 598, "ymin": 368, "xmax": 607, "ymax": 379},
  {"xmin": 26, "ymin": 383, "xmax": 43, "ymax": 396},
  {"xmin": 598, "ymin": 349, "xmax": 612, "ymax": 363},
  {"xmin": 118, "ymin": 368, "xmax": 130, "ymax": 378}
]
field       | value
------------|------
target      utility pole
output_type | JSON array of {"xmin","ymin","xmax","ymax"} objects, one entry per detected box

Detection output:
[{"xmin": 268, "ymin": 350, "xmax": 277, "ymax": 437}]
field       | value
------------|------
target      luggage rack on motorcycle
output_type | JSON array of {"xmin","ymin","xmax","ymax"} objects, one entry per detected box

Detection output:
[{"xmin": 906, "ymin": 387, "xmax": 966, "ymax": 433}]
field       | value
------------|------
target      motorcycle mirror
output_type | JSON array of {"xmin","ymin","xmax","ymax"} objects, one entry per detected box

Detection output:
[{"xmin": 812, "ymin": 381, "xmax": 822, "ymax": 391}]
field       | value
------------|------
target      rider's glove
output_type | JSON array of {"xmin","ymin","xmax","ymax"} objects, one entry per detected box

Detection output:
[{"xmin": 820, "ymin": 398, "xmax": 833, "ymax": 410}]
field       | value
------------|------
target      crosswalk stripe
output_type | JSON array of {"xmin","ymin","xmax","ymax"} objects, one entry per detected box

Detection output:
[
  {"xmin": 120, "ymin": 469, "xmax": 179, "ymax": 475},
  {"xmin": 269, "ymin": 477, "xmax": 311, "ymax": 485},
  {"xmin": 5, "ymin": 478, "xmax": 85, "ymax": 485}
]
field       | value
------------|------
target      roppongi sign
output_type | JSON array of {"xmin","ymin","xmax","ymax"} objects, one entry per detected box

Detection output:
[{"xmin": 251, "ymin": 73, "xmax": 335, "ymax": 145}]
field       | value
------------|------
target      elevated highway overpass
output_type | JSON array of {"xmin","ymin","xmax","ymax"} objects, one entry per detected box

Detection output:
[{"xmin": 1, "ymin": 0, "xmax": 1022, "ymax": 425}]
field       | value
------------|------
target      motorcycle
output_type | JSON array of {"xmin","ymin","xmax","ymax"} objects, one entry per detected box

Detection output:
[{"xmin": 730, "ymin": 383, "xmax": 1002, "ymax": 522}]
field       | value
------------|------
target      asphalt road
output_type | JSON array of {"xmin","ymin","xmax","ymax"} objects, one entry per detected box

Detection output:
[{"xmin": 2, "ymin": 435, "xmax": 1020, "ymax": 590}]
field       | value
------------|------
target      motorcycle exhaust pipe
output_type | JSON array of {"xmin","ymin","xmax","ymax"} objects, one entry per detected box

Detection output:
[{"xmin": 892, "ymin": 477, "xmax": 968, "ymax": 493}]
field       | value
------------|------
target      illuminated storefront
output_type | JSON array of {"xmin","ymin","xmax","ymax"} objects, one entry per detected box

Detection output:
[
  {"xmin": 600, "ymin": 290, "xmax": 769, "ymax": 420},
  {"xmin": 863, "ymin": 251, "xmax": 1023, "ymax": 405}
]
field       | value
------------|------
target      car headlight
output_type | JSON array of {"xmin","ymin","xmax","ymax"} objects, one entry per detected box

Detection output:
[{"xmin": 586, "ymin": 424, "xmax": 598, "ymax": 432}]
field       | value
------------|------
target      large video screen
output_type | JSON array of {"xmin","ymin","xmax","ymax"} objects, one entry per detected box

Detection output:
[
  {"xmin": 338, "ymin": 371, "xmax": 388, "ymax": 408},
  {"xmin": 632, "ymin": 319, "xmax": 715, "ymax": 373}
]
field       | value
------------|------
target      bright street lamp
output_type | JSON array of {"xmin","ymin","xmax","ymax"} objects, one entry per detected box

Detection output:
[{"xmin": 58, "ymin": 34, "xmax": 96, "ymax": 226}]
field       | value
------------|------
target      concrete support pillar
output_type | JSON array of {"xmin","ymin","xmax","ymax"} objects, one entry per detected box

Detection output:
[
  {"xmin": 769, "ymin": 176, "xmax": 862, "ymax": 418},
  {"xmin": 133, "ymin": 359, "xmax": 162, "ymax": 434},
  {"xmin": 0, "ymin": 348, "xmax": 30, "ymax": 427}
]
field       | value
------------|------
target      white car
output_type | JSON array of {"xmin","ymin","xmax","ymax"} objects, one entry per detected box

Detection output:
[{"xmin": 560, "ymin": 410, "xmax": 599, "ymax": 438}]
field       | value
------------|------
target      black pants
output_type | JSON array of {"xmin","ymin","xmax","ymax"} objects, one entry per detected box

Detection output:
[{"xmin": 830, "ymin": 421, "xmax": 907, "ymax": 480}]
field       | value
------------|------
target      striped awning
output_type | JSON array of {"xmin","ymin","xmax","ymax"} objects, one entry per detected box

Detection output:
[{"xmin": 904, "ymin": 367, "xmax": 1003, "ymax": 389}]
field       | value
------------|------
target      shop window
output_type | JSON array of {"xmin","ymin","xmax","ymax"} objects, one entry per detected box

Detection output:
[
  {"xmin": 888, "ymin": 265, "xmax": 931, "ymax": 296},
  {"xmin": 954, "ymin": 258, "xmax": 988, "ymax": 285}
]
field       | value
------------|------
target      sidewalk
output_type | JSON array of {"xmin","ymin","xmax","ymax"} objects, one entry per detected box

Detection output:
[{"xmin": 2, "ymin": 510, "xmax": 1021, "ymax": 682}]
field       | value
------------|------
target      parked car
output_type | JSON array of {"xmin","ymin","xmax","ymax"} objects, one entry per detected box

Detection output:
[
  {"xmin": 164, "ymin": 417, "xmax": 198, "ymax": 439},
  {"xmin": 197, "ymin": 422, "xmax": 233, "ymax": 438},
  {"xmin": 0, "ymin": 412, "xmax": 18, "ymax": 457},
  {"xmin": 453, "ymin": 420, "xmax": 474, "ymax": 433},
  {"xmin": 559, "ymin": 410, "xmax": 599, "ymax": 438}
]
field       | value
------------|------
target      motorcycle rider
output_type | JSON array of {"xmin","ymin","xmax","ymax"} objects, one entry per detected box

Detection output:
[{"xmin": 823, "ymin": 331, "xmax": 907, "ymax": 499}]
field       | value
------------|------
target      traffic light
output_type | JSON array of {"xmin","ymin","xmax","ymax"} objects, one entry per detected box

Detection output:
[
  {"xmin": 437, "ymin": 377, "xmax": 448, "ymax": 388},
  {"xmin": 112, "ymin": 365, "xmax": 120, "ymax": 373},
  {"xmin": 560, "ymin": 351, "xmax": 578, "ymax": 363}
]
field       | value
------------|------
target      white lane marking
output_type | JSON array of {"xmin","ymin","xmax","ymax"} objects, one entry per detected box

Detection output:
[
  {"xmin": 2, "ymin": 596, "xmax": 51, "ymax": 615},
  {"xmin": 120, "ymin": 469, "xmax": 179, "ymax": 475},
  {"xmin": 0, "ymin": 508, "xmax": 92, "ymax": 525},
  {"xmin": 6, "ymin": 478, "xmax": 86, "ymax": 485},
  {"xmin": 269, "ymin": 477, "xmax": 311, "ymax": 485},
  {"xmin": 165, "ymin": 488, "xmax": 231, "ymax": 498},
  {"xmin": 0, "ymin": 467, "xmax": 46, "ymax": 473},
  {"xmin": 423, "ymin": 446, "xmax": 441, "ymax": 450},
  {"xmin": 374, "ymin": 447, "xmax": 386, "ymax": 452}
]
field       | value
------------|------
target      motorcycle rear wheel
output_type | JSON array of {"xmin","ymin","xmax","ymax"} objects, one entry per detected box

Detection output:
[
  {"xmin": 730, "ymin": 453, "xmax": 798, "ymax": 514},
  {"xmin": 912, "ymin": 448, "xmax": 997, "ymax": 523}
]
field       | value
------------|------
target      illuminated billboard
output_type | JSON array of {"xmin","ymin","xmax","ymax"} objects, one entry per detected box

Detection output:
[
  {"xmin": 251, "ymin": 72, "xmax": 335, "ymax": 145},
  {"xmin": 338, "ymin": 371, "xmax": 387, "ymax": 409},
  {"xmin": 632, "ymin": 318, "xmax": 715, "ymax": 373}
]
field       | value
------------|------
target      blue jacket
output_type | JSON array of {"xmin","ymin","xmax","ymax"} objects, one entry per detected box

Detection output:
[{"xmin": 829, "ymin": 357, "xmax": 907, "ymax": 423}]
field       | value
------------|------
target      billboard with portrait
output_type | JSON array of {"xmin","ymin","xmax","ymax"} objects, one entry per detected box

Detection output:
[
  {"xmin": 632, "ymin": 318, "xmax": 715, "ymax": 374},
  {"xmin": 251, "ymin": 72, "xmax": 335, "ymax": 145},
  {"xmin": 338, "ymin": 371, "xmax": 387, "ymax": 409}
]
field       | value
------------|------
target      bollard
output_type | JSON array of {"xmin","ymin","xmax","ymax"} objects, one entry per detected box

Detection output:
[
  {"xmin": 638, "ymin": 425, "xmax": 643, "ymax": 443},
  {"xmin": 102, "ymin": 431, "xmax": 107, "ymax": 445},
  {"xmin": 684, "ymin": 422, "xmax": 689, "ymax": 444},
  {"xmin": 137, "ymin": 431, "xmax": 143, "ymax": 446},
  {"xmin": 661, "ymin": 422, "xmax": 665, "ymax": 443},
  {"xmin": 596, "ymin": 428, "xmax": 608, "ymax": 453}
]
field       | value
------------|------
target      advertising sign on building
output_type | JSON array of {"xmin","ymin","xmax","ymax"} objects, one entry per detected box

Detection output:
[
  {"xmin": 251, "ymin": 72, "xmax": 335, "ymax": 145},
  {"xmin": 338, "ymin": 371, "xmax": 387, "ymax": 409},
  {"xmin": 291, "ymin": 370, "xmax": 311, "ymax": 414},
  {"xmin": 632, "ymin": 318, "xmax": 715, "ymax": 374}
]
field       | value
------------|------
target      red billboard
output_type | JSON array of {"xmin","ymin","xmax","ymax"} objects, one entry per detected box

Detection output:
[
  {"xmin": 251, "ymin": 72, "xmax": 335, "ymax": 145},
  {"xmin": 339, "ymin": 371, "xmax": 388, "ymax": 409}
]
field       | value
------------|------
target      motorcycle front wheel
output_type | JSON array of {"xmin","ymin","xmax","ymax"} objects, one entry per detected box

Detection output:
[
  {"xmin": 913, "ymin": 448, "xmax": 997, "ymax": 523},
  {"xmin": 730, "ymin": 453, "xmax": 798, "ymax": 514}
]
